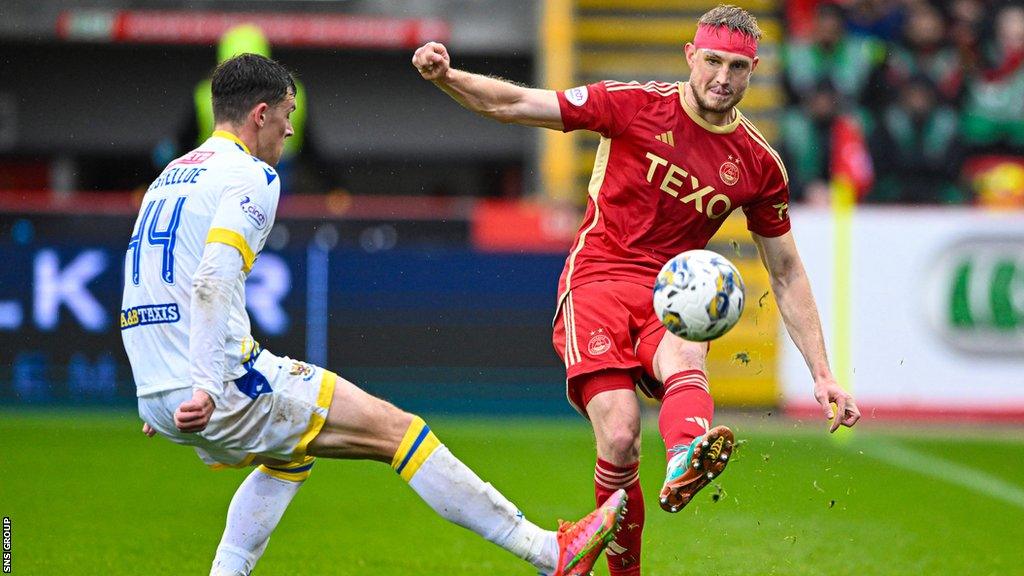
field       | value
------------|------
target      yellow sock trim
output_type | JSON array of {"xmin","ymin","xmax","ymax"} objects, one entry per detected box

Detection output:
[
  {"xmin": 260, "ymin": 455, "xmax": 315, "ymax": 482},
  {"xmin": 209, "ymin": 453, "xmax": 257, "ymax": 470},
  {"xmin": 391, "ymin": 416, "xmax": 441, "ymax": 482},
  {"xmin": 391, "ymin": 416, "xmax": 425, "ymax": 469}
]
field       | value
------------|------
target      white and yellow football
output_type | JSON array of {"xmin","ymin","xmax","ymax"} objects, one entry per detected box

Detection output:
[{"xmin": 653, "ymin": 249, "xmax": 745, "ymax": 342}]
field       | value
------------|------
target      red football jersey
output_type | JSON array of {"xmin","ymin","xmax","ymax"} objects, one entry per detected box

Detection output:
[{"xmin": 555, "ymin": 80, "xmax": 791, "ymax": 305}]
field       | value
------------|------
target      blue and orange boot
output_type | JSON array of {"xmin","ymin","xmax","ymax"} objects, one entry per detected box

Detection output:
[{"xmin": 659, "ymin": 425, "xmax": 734, "ymax": 513}]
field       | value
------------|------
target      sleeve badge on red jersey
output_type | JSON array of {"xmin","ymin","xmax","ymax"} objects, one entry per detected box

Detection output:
[{"xmin": 565, "ymin": 86, "xmax": 589, "ymax": 106}]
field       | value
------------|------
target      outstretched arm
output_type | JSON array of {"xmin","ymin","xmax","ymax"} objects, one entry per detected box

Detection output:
[
  {"xmin": 412, "ymin": 42, "xmax": 563, "ymax": 129},
  {"xmin": 752, "ymin": 231, "xmax": 860, "ymax": 432},
  {"xmin": 180, "ymin": 242, "xmax": 243, "ymax": 432}
]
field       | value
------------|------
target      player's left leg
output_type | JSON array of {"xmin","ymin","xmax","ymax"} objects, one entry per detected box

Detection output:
[
  {"xmin": 306, "ymin": 374, "xmax": 624, "ymax": 576},
  {"xmin": 640, "ymin": 331, "xmax": 734, "ymax": 512}
]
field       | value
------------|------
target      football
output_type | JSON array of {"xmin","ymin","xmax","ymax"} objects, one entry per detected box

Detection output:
[{"xmin": 653, "ymin": 249, "xmax": 746, "ymax": 342}]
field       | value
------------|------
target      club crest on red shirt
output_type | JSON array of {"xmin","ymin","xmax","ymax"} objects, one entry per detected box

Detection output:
[{"xmin": 720, "ymin": 160, "xmax": 740, "ymax": 186}]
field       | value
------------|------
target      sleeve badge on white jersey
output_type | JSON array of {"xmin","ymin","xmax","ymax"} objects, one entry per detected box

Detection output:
[
  {"xmin": 565, "ymin": 86, "xmax": 589, "ymax": 106},
  {"xmin": 239, "ymin": 195, "xmax": 269, "ymax": 230}
]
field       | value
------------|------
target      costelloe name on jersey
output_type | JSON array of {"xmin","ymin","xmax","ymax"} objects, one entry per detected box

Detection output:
[
  {"xmin": 644, "ymin": 152, "xmax": 732, "ymax": 219},
  {"xmin": 148, "ymin": 167, "xmax": 207, "ymax": 192}
]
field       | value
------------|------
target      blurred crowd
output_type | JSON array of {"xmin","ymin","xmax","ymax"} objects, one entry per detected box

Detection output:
[{"xmin": 781, "ymin": 0, "xmax": 1024, "ymax": 207}]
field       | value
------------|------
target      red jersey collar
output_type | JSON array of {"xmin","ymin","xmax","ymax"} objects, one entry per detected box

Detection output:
[{"xmin": 678, "ymin": 82, "xmax": 742, "ymax": 135}]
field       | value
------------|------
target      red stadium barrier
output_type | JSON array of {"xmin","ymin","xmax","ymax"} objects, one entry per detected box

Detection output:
[{"xmin": 56, "ymin": 10, "xmax": 450, "ymax": 49}]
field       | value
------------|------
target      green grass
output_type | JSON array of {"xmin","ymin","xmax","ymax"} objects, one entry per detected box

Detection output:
[{"xmin": 2, "ymin": 410, "xmax": 1023, "ymax": 575}]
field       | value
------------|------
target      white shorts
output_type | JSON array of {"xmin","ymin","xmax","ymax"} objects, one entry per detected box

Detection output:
[{"xmin": 138, "ymin": 348, "xmax": 336, "ymax": 468}]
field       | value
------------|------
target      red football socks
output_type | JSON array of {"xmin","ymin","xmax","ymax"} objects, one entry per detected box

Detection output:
[
  {"xmin": 594, "ymin": 458, "xmax": 643, "ymax": 575},
  {"xmin": 658, "ymin": 370, "xmax": 715, "ymax": 453}
]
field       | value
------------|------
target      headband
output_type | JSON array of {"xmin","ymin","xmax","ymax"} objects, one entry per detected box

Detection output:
[{"xmin": 693, "ymin": 24, "xmax": 758, "ymax": 59}]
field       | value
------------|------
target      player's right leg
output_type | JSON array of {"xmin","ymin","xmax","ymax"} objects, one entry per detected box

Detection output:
[
  {"xmin": 137, "ymin": 388, "xmax": 311, "ymax": 576},
  {"xmin": 577, "ymin": 377, "xmax": 646, "ymax": 576},
  {"xmin": 208, "ymin": 458, "xmax": 307, "ymax": 576},
  {"xmin": 553, "ymin": 284, "xmax": 657, "ymax": 576},
  {"xmin": 306, "ymin": 375, "xmax": 626, "ymax": 576}
]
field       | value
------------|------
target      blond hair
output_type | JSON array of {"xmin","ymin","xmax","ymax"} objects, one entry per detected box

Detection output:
[{"xmin": 697, "ymin": 5, "xmax": 763, "ymax": 41}]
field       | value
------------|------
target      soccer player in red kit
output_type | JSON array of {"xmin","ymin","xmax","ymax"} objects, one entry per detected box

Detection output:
[{"xmin": 414, "ymin": 5, "xmax": 860, "ymax": 575}]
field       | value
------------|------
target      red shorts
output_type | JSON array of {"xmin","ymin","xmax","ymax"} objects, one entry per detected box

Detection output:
[{"xmin": 552, "ymin": 281, "xmax": 668, "ymax": 415}]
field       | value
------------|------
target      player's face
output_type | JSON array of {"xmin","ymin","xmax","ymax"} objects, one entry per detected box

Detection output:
[
  {"xmin": 684, "ymin": 45, "xmax": 757, "ymax": 114},
  {"xmin": 256, "ymin": 91, "xmax": 296, "ymax": 166}
]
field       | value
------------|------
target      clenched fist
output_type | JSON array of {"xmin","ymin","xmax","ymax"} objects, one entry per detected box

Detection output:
[
  {"xmin": 412, "ymin": 42, "xmax": 451, "ymax": 81},
  {"xmin": 175, "ymin": 389, "xmax": 216, "ymax": 433}
]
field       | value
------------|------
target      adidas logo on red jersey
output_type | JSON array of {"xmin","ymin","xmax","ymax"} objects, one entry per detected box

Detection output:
[{"xmin": 654, "ymin": 131, "xmax": 675, "ymax": 147}]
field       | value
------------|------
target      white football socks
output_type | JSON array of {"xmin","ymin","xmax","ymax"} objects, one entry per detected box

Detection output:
[
  {"xmin": 209, "ymin": 468, "xmax": 303, "ymax": 576},
  {"xmin": 406, "ymin": 445, "xmax": 559, "ymax": 573},
  {"xmin": 207, "ymin": 429, "xmax": 561, "ymax": 574}
]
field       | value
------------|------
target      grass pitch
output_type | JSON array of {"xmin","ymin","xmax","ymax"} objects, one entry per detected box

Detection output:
[{"xmin": 2, "ymin": 410, "xmax": 1022, "ymax": 575}]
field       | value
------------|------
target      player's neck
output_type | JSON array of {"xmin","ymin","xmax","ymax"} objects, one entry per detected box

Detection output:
[
  {"xmin": 682, "ymin": 82, "xmax": 735, "ymax": 127},
  {"xmin": 212, "ymin": 123, "xmax": 256, "ymax": 155}
]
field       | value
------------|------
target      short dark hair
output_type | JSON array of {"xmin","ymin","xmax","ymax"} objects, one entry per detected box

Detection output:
[{"xmin": 211, "ymin": 53, "xmax": 296, "ymax": 125}]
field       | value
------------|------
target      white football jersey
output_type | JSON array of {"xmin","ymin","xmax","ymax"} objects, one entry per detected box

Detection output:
[{"xmin": 121, "ymin": 133, "xmax": 280, "ymax": 396}]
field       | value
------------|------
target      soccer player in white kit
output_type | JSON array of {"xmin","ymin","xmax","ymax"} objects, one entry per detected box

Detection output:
[{"xmin": 122, "ymin": 53, "xmax": 625, "ymax": 576}]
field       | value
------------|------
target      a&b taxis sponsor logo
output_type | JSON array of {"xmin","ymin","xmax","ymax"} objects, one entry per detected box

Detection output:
[
  {"xmin": 120, "ymin": 303, "xmax": 180, "ymax": 330},
  {"xmin": 925, "ymin": 237, "xmax": 1024, "ymax": 355}
]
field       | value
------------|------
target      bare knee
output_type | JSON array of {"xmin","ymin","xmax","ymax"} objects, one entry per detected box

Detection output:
[
  {"xmin": 653, "ymin": 334, "xmax": 708, "ymax": 382},
  {"xmin": 371, "ymin": 403, "xmax": 415, "ymax": 459},
  {"xmin": 597, "ymin": 423, "xmax": 641, "ymax": 465},
  {"xmin": 306, "ymin": 377, "xmax": 415, "ymax": 463},
  {"xmin": 586, "ymin": 388, "xmax": 642, "ymax": 466}
]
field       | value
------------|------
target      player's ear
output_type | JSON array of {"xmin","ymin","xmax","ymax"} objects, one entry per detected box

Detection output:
[
  {"xmin": 683, "ymin": 43, "xmax": 696, "ymax": 68},
  {"xmin": 750, "ymin": 56, "xmax": 760, "ymax": 73},
  {"xmin": 251, "ymin": 102, "xmax": 270, "ymax": 128}
]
